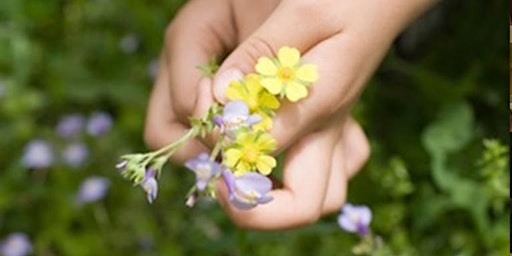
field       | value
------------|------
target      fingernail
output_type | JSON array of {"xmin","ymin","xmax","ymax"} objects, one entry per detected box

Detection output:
[{"xmin": 213, "ymin": 68, "xmax": 244, "ymax": 103}]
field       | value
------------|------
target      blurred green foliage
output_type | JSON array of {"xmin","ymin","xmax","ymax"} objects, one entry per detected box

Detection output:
[{"xmin": 0, "ymin": 0, "xmax": 508, "ymax": 255}]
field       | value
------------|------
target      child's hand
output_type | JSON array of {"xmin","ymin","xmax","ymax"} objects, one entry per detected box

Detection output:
[{"xmin": 144, "ymin": 0, "xmax": 436, "ymax": 229}]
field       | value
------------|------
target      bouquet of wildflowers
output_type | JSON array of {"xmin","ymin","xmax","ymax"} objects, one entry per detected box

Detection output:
[{"xmin": 117, "ymin": 46, "xmax": 318, "ymax": 209}]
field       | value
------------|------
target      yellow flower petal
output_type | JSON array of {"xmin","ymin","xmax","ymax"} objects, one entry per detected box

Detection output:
[
  {"xmin": 260, "ymin": 78, "xmax": 283, "ymax": 95},
  {"xmin": 285, "ymin": 82, "xmax": 308, "ymax": 102},
  {"xmin": 259, "ymin": 92, "xmax": 280, "ymax": 110},
  {"xmin": 226, "ymin": 81, "xmax": 246, "ymax": 101},
  {"xmin": 278, "ymin": 47, "xmax": 300, "ymax": 68},
  {"xmin": 234, "ymin": 162, "xmax": 252, "ymax": 176},
  {"xmin": 256, "ymin": 155, "xmax": 276, "ymax": 175},
  {"xmin": 244, "ymin": 74, "xmax": 263, "ymax": 95},
  {"xmin": 256, "ymin": 57, "xmax": 278, "ymax": 76},
  {"xmin": 253, "ymin": 112, "xmax": 273, "ymax": 131},
  {"xmin": 225, "ymin": 149, "xmax": 242, "ymax": 168},
  {"xmin": 257, "ymin": 133, "xmax": 277, "ymax": 151},
  {"xmin": 296, "ymin": 64, "xmax": 318, "ymax": 83}
]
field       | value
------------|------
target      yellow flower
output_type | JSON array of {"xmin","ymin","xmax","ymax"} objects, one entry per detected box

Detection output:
[
  {"xmin": 255, "ymin": 46, "xmax": 318, "ymax": 102},
  {"xmin": 224, "ymin": 130, "xmax": 277, "ymax": 175},
  {"xmin": 226, "ymin": 74, "xmax": 280, "ymax": 131}
]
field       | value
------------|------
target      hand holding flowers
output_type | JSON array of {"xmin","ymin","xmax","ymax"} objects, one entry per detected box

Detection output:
[{"xmin": 119, "ymin": 46, "xmax": 318, "ymax": 211}]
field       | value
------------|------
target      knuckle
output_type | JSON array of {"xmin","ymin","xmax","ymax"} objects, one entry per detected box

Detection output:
[{"xmin": 234, "ymin": 36, "xmax": 276, "ymax": 72}]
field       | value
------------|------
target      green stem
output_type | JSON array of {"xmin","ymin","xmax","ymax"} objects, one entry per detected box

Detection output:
[{"xmin": 209, "ymin": 136, "xmax": 225, "ymax": 161}]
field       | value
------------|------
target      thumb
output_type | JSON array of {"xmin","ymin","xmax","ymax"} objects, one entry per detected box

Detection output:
[{"xmin": 212, "ymin": 1, "xmax": 337, "ymax": 102}]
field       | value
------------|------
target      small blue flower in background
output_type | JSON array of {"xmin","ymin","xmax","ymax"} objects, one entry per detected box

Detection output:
[
  {"xmin": 338, "ymin": 204, "xmax": 372, "ymax": 236},
  {"xmin": 76, "ymin": 176, "xmax": 110, "ymax": 204},
  {"xmin": 86, "ymin": 112, "xmax": 113, "ymax": 137},
  {"xmin": 147, "ymin": 59, "xmax": 159, "ymax": 80},
  {"xmin": 62, "ymin": 142, "xmax": 89, "ymax": 168},
  {"xmin": 119, "ymin": 33, "xmax": 139, "ymax": 54},
  {"xmin": 185, "ymin": 153, "xmax": 222, "ymax": 191},
  {"xmin": 22, "ymin": 140, "xmax": 53, "ymax": 169},
  {"xmin": 55, "ymin": 114, "xmax": 85, "ymax": 138},
  {"xmin": 222, "ymin": 169, "xmax": 273, "ymax": 210},
  {"xmin": 213, "ymin": 100, "xmax": 261, "ymax": 138},
  {"xmin": 0, "ymin": 233, "xmax": 32, "ymax": 256},
  {"xmin": 141, "ymin": 168, "xmax": 158, "ymax": 204}
]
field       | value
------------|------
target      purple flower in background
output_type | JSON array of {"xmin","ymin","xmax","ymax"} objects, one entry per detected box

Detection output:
[
  {"xmin": 55, "ymin": 114, "xmax": 85, "ymax": 138},
  {"xmin": 214, "ymin": 100, "xmax": 261, "ymax": 138},
  {"xmin": 222, "ymin": 169, "xmax": 273, "ymax": 210},
  {"xmin": 22, "ymin": 139, "xmax": 53, "ymax": 169},
  {"xmin": 62, "ymin": 142, "xmax": 89, "ymax": 168},
  {"xmin": 185, "ymin": 153, "xmax": 221, "ymax": 191},
  {"xmin": 76, "ymin": 176, "xmax": 110, "ymax": 204},
  {"xmin": 86, "ymin": 112, "xmax": 113, "ymax": 137},
  {"xmin": 147, "ymin": 59, "xmax": 159, "ymax": 80},
  {"xmin": 338, "ymin": 204, "xmax": 372, "ymax": 236},
  {"xmin": 0, "ymin": 233, "xmax": 32, "ymax": 256},
  {"xmin": 119, "ymin": 33, "xmax": 139, "ymax": 54},
  {"xmin": 141, "ymin": 168, "xmax": 158, "ymax": 203}
]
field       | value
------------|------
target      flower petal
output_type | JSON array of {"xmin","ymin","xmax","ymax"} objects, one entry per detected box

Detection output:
[
  {"xmin": 296, "ymin": 64, "xmax": 318, "ymax": 83},
  {"xmin": 224, "ymin": 149, "xmax": 242, "ymax": 168},
  {"xmin": 256, "ymin": 155, "xmax": 276, "ymax": 175},
  {"xmin": 255, "ymin": 57, "xmax": 278, "ymax": 76},
  {"xmin": 226, "ymin": 81, "xmax": 246, "ymax": 101},
  {"xmin": 260, "ymin": 78, "xmax": 283, "ymax": 95},
  {"xmin": 285, "ymin": 82, "xmax": 308, "ymax": 102},
  {"xmin": 259, "ymin": 92, "xmax": 280, "ymax": 109},
  {"xmin": 278, "ymin": 47, "xmax": 300, "ymax": 67}
]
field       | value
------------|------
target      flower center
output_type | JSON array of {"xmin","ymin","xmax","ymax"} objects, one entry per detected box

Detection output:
[
  {"xmin": 242, "ymin": 147, "xmax": 259, "ymax": 163},
  {"xmin": 223, "ymin": 116, "xmax": 246, "ymax": 131},
  {"xmin": 278, "ymin": 67, "xmax": 295, "ymax": 82},
  {"xmin": 195, "ymin": 163, "xmax": 212, "ymax": 180}
]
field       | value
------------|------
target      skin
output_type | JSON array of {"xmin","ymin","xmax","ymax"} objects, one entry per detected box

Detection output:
[{"xmin": 144, "ymin": 0, "xmax": 438, "ymax": 230}]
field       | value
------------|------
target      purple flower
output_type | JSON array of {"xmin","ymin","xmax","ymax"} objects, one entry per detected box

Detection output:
[
  {"xmin": 185, "ymin": 153, "xmax": 221, "ymax": 191},
  {"xmin": 62, "ymin": 142, "xmax": 88, "ymax": 168},
  {"xmin": 147, "ymin": 59, "xmax": 159, "ymax": 80},
  {"xmin": 141, "ymin": 168, "xmax": 158, "ymax": 203},
  {"xmin": 222, "ymin": 169, "xmax": 273, "ymax": 210},
  {"xmin": 0, "ymin": 233, "xmax": 32, "ymax": 256},
  {"xmin": 119, "ymin": 33, "xmax": 139, "ymax": 54},
  {"xmin": 214, "ymin": 100, "xmax": 261, "ymax": 138},
  {"xmin": 22, "ymin": 139, "xmax": 53, "ymax": 169},
  {"xmin": 76, "ymin": 176, "xmax": 110, "ymax": 204},
  {"xmin": 338, "ymin": 204, "xmax": 372, "ymax": 236},
  {"xmin": 55, "ymin": 114, "xmax": 85, "ymax": 138},
  {"xmin": 86, "ymin": 112, "xmax": 113, "ymax": 137}
]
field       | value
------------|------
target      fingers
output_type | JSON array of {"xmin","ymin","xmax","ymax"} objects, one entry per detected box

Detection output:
[
  {"xmin": 165, "ymin": 0, "xmax": 236, "ymax": 120},
  {"xmin": 217, "ymin": 120, "xmax": 340, "ymax": 230},
  {"xmin": 322, "ymin": 117, "xmax": 370, "ymax": 214},
  {"xmin": 212, "ymin": 1, "xmax": 342, "ymax": 102},
  {"xmin": 144, "ymin": 56, "xmax": 208, "ymax": 164}
]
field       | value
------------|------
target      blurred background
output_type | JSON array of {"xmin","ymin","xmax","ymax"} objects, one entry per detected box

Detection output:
[{"xmin": 0, "ymin": 0, "xmax": 508, "ymax": 255}]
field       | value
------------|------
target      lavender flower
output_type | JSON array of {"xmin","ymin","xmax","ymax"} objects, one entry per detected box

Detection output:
[
  {"xmin": 76, "ymin": 176, "xmax": 110, "ymax": 204},
  {"xmin": 22, "ymin": 139, "xmax": 53, "ymax": 169},
  {"xmin": 222, "ymin": 169, "xmax": 273, "ymax": 210},
  {"xmin": 141, "ymin": 168, "xmax": 158, "ymax": 203},
  {"xmin": 119, "ymin": 33, "xmax": 139, "ymax": 54},
  {"xmin": 86, "ymin": 112, "xmax": 113, "ymax": 137},
  {"xmin": 62, "ymin": 142, "xmax": 88, "ymax": 168},
  {"xmin": 55, "ymin": 114, "xmax": 85, "ymax": 138},
  {"xmin": 0, "ymin": 233, "xmax": 32, "ymax": 256},
  {"xmin": 147, "ymin": 59, "xmax": 159, "ymax": 80},
  {"xmin": 185, "ymin": 153, "xmax": 221, "ymax": 191},
  {"xmin": 214, "ymin": 100, "xmax": 261, "ymax": 138},
  {"xmin": 338, "ymin": 204, "xmax": 372, "ymax": 236}
]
